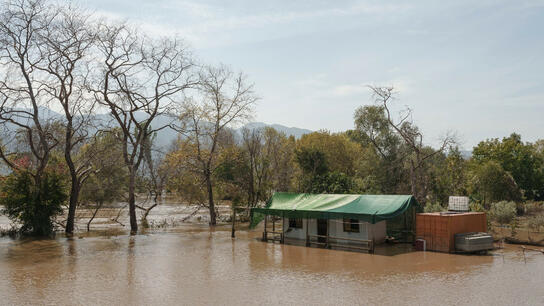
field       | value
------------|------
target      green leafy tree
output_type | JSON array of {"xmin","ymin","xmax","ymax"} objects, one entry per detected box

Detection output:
[
  {"xmin": 0, "ymin": 170, "xmax": 66, "ymax": 236},
  {"xmin": 302, "ymin": 171, "xmax": 354, "ymax": 194},
  {"xmin": 294, "ymin": 147, "xmax": 354, "ymax": 194},
  {"xmin": 296, "ymin": 131, "xmax": 361, "ymax": 176},
  {"xmin": 472, "ymin": 133, "xmax": 544, "ymax": 200},
  {"xmin": 468, "ymin": 161, "xmax": 521, "ymax": 206},
  {"xmin": 295, "ymin": 147, "xmax": 328, "ymax": 177}
]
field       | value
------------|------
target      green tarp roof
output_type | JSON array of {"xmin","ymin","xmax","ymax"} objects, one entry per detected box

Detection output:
[{"xmin": 250, "ymin": 192, "xmax": 420, "ymax": 227}]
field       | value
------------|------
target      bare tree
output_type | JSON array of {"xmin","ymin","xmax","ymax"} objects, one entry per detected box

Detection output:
[
  {"xmin": 34, "ymin": 3, "xmax": 96, "ymax": 234},
  {"xmin": 0, "ymin": 0, "xmax": 58, "ymax": 185},
  {"xmin": 79, "ymin": 129, "xmax": 127, "ymax": 231},
  {"xmin": 178, "ymin": 65, "xmax": 257, "ymax": 225},
  {"xmin": 368, "ymin": 86, "xmax": 455, "ymax": 203},
  {"xmin": 136, "ymin": 131, "xmax": 172, "ymax": 223},
  {"xmin": 91, "ymin": 23, "xmax": 195, "ymax": 233}
]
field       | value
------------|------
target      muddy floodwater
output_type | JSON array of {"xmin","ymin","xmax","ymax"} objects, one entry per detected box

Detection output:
[{"xmin": 0, "ymin": 225, "xmax": 543, "ymax": 306}]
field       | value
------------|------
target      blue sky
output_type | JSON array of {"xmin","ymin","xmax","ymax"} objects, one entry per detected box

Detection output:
[{"xmin": 84, "ymin": 0, "xmax": 544, "ymax": 149}]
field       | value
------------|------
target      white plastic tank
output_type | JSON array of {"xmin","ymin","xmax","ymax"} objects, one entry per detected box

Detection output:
[{"xmin": 448, "ymin": 196, "xmax": 469, "ymax": 212}]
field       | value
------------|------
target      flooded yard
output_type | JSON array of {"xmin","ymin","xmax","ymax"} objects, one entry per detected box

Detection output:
[{"xmin": 0, "ymin": 224, "xmax": 543, "ymax": 305}]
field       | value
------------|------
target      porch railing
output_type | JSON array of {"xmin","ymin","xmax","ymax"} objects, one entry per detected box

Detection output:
[{"xmin": 307, "ymin": 234, "xmax": 374, "ymax": 253}]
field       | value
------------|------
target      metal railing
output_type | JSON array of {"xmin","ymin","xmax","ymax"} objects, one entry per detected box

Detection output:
[
  {"xmin": 307, "ymin": 234, "xmax": 374, "ymax": 253},
  {"xmin": 262, "ymin": 230, "xmax": 284, "ymax": 243}
]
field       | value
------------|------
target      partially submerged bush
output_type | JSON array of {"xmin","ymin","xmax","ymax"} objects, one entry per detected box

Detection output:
[
  {"xmin": 0, "ymin": 171, "xmax": 66, "ymax": 236},
  {"xmin": 525, "ymin": 202, "xmax": 544, "ymax": 215},
  {"xmin": 424, "ymin": 202, "xmax": 445, "ymax": 213},
  {"xmin": 488, "ymin": 201, "xmax": 516, "ymax": 225},
  {"xmin": 528, "ymin": 215, "xmax": 544, "ymax": 232}
]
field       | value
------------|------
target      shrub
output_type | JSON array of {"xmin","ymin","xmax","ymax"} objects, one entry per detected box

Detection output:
[
  {"xmin": 424, "ymin": 202, "xmax": 445, "ymax": 213},
  {"xmin": 488, "ymin": 201, "xmax": 516, "ymax": 225},
  {"xmin": 528, "ymin": 215, "xmax": 544, "ymax": 232},
  {"xmin": 525, "ymin": 202, "xmax": 544, "ymax": 215},
  {"xmin": 0, "ymin": 171, "xmax": 66, "ymax": 236},
  {"xmin": 469, "ymin": 201, "xmax": 485, "ymax": 212}
]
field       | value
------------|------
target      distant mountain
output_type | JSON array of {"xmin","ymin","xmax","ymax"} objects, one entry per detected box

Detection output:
[
  {"xmin": 240, "ymin": 122, "xmax": 312, "ymax": 139},
  {"xmin": 1, "ymin": 108, "xmax": 312, "ymax": 151}
]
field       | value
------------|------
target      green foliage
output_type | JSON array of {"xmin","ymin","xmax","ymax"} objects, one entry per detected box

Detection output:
[
  {"xmin": 296, "ymin": 131, "xmax": 361, "ymax": 176},
  {"xmin": 80, "ymin": 131, "xmax": 128, "ymax": 206},
  {"xmin": 214, "ymin": 146, "xmax": 250, "ymax": 202},
  {"xmin": 444, "ymin": 147, "xmax": 468, "ymax": 195},
  {"xmin": 0, "ymin": 171, "xmax": 66, "ymax": 236},
  {"xmin": 300, "ymin": 171, "xmax": 354, "ymax": 194},
  {"xmin": 294, "ymin": 142, "xmax": 355, "ymax": 194},
  {"xmin": 295, "ymin": 147, "xmax": 328, "ymax": 176},
  {"xmin": 488, "ymin": 201, "xmax": 517, "ymax": 225},
  {"xmin": 423, "ymin": 202, "xmax": 445, "ymax": 213},
  {"xmin": 351, "ymin": 105, "xmax": 408, "ymax": 195},
  {"xmin": 469, "ymin": 161, "xmax": 521, "ymax": 205},
  {"xmin": 472, "ymin": 133, "xmax": 544, "ymax": 200},
  {"xmin": 469, "ymin": 201, "xmax": 485, "ymax": 212}
]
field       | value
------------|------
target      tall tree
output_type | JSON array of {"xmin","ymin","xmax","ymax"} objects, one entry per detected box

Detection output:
[
  {"xmin": 35, "ymin": 3, "xmax": 96, "ymax": 234},
  {"xmin": 261, "ymin": 127, "xmax": 295, "ymax": 195},
  {"xmin": 352, "ymin": 105, "xmax": 408, "ymax": 194},
  {"xmin": 241, "ymin": 127, "xmax": 262, "ymax": 207},
  {"xmin": 91, "ymin": 23, "xmax": 195, "ymax": 233},
  {"xmin": 472, "ymin": 133, "xmax": 544, "ymax": 200},
  {"xmin": 367, "ymin": 86, "xmax": 455, "ymax": 204},
  {"xmin": 0, "ymin": 0, "xmax": 59, "ymax": 218},
  {"xmin": 178, "ymin": 65, "xmax": 257, "ymax": 225}
]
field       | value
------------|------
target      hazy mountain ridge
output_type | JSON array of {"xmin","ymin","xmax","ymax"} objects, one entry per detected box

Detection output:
[{"xmin": 1, "ymin": 108, "xmax": 313, "ymax": 150}]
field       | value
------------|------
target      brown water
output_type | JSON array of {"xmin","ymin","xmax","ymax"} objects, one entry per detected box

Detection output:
[{"xmin": 0, "ymin": 225, "xmax": 543, "ymax": 306}]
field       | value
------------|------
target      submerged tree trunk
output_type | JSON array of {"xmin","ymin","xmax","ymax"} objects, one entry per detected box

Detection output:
[
  {"xmin": 65, "ymin": 124, "xmax": 79, "ymax": 234},
  {"xmin": 128, "ymin": 167, "xmax": 138, "ymax": 233},
  {"xmin": 87, "ymin": 201, "xmax": 104, "ymax": 231},
  {"xmin": 206, "ymin": 171, "xmax": 216, "ymax": 226},
  {"xmin": 141, "ymin": 191, "xmax": 160, "ymax": 221},
  {"xmin": 65, "ymin": 179, "xmax": 80, "ymax": 234},
  {"xmin": 231, "ymin": 206, "xmax": 236, "ymax": 238}
]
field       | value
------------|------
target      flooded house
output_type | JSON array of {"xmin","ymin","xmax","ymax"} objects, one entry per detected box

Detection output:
[{"xmin": 250, "ymin": 193, "xmax": 420, "ymax": 253}]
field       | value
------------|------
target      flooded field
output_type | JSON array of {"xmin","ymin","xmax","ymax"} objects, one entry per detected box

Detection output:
[{"xmin": 0, "ymin": 224, "xmax": 543, "ymax": 306}]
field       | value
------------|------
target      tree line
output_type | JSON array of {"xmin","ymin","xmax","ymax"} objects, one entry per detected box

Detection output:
[{"xmin": 1, "ymin": 0, "xmax": 543, "ymax": 236}]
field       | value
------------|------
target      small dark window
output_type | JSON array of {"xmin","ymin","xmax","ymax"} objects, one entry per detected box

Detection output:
[
  {"xmin": 289, "ymin": 218, "xmax": 303, "ymax": 229},
  {"xmin": 343, "ymin": 218, "xmax": 360, "ymax": 233}
]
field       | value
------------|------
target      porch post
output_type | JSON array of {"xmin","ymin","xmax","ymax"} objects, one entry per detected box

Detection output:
[
  {"xmin": 326, "ymin": 217, "xmax": 330, "ymax": 249},
  {"xmin": 262, "ymin": 215, "xmax": 268, "ymax": 242},
  {"xmin": 305, "ymin": 217, "xmax": 309, "ymax": 247},
  {"xmin": 281, "ymin": 212, "xmax": 285, "ymax": 244}
]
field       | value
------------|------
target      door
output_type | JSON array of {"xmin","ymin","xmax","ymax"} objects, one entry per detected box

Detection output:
[{"xmin": 317, "ymin": 219, "xmax": 328, "ymax": 243}]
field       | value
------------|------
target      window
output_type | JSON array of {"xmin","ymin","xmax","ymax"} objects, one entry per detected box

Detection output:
[
  {"xmin": 343, "ymin": 218, "xmax": 360, "ymax": 233},
  {"xmin": 289, "ymin": 218, "xmax": 303, "ymax": 229}
]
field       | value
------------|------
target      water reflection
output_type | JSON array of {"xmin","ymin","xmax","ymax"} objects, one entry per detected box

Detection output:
[{"xmin": 0, "ymin": 227, "xmax": 542, "ymax": 305}]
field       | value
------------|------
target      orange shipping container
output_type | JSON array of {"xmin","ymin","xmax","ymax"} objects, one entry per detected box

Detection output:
[{"xmin": 415, "ymin": 212, "xmax": 487, "ymax": 253}]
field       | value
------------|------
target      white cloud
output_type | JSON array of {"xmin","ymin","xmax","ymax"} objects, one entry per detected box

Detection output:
[
  {"xmin": 88, "ymin": 1, "xmax": 411, "ymax": 48},
  {"xmin": 331, "ymin": 78, "xmax": 414, "ymax": 97}
]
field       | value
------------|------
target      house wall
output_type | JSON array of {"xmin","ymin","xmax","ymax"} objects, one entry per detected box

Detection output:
[
  {"xmin": 282, "ymin": 218, "xmax": 386, "ymax": 243},
  {"xmin": 282, "ymin": 218, "xmax": 317, "ymax": 240}
]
